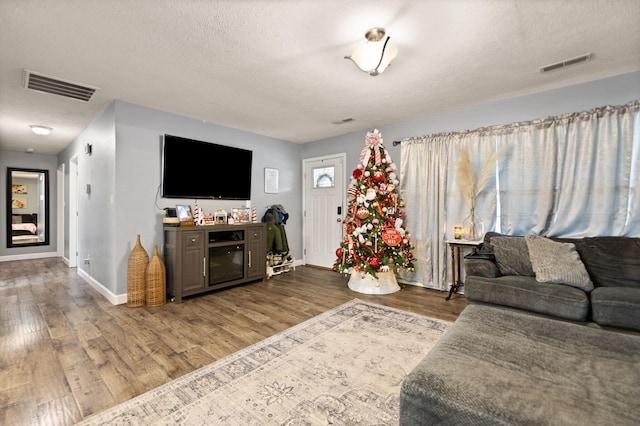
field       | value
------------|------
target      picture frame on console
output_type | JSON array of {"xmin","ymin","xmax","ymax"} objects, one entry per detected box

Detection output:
[
  {"xmin": 232, "ymin": 208, "xmax": 251, "ymax": 223},
  {"xmin": 176, "ymin": 205, "xmax": 193, "ymax": 222}
]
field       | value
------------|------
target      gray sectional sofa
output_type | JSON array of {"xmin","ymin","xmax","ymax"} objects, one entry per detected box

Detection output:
[
  {"xmin": 400, "ymin": 233, "xmax": 640, "ymax": 425},
  {"xmin": 464, "ymin": 233, "xmax": 640, "ymax": 330}
]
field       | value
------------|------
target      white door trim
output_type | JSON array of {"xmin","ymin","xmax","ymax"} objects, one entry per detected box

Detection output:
[
  {"xmin": 69, "ymin": 156, "xmax": 78, "ymax": 268},
  {"xmin": 302, "ymin": 153, "xmax": 347, "ymax": 267},
  {"xmin": 57, "ymin": 163, "xmax": 65, "ymax": 258}
]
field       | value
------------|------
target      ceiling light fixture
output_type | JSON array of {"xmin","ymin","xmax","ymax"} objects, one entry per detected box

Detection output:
[
  {"xmin": 345, "ymin": 27, "xmax": 398, "ymax": 76},
  {"xmin": 30, "ymin": 125, "xmax": 52, "ymax": 135}
]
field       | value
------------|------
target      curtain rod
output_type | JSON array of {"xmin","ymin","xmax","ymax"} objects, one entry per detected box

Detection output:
[
  {"xmin": 392, "ymin": 135, "xmax": 432, "ymax": 146},
  {"xmin": 389, "ymin": 100, "xmax": 640, "ymax": 147}
]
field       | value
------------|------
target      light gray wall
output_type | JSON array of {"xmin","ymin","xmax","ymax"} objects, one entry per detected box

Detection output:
[
  {"xmin": 58, "ymin": 101, "xmax": 301, "ymax": 297},
  {"xmin": 0, "ymin": 149, "xmax": 58, "ymax": 257},
  {"xmin": 113, "ymin": 101, "xmax": 302, "ymax": 295},
  {"xmin": 58, "ymin": 102, "xmax": 116, "ymax": 288},
  {"xmin": 302, "ymin": 71, "xmax": 640, "ymax": 173}
]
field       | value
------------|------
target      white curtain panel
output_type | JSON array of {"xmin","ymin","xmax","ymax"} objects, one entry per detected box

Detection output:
[
  {"xmin": 399, "ymin": 101, "xmax": 640, "ymax": 291},
  {"xmin": 398, "ymin": 137, "xmax": 450, "ymax": 289},
  {"xmin": 497, "ymin": 123, "xmax": 564, "ymax": 236}
]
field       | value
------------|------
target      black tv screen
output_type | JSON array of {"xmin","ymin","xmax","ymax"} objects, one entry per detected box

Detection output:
[{"xmin": 161, "ymin": 134, "xmax": 252, "ymax": 200}]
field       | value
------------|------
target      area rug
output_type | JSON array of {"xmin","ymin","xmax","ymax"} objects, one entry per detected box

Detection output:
[{"xmin": 77, "ymin": 299, "xmax": 451, "ymax": 425}]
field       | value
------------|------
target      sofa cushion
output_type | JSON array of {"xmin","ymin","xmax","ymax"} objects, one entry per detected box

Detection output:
[
  {"xmin": 491, "ymin": 236, "xmax": 534, "ymax": 276},
  {"xmin": 400, "ymin": 304, "xmax": 640, "ymax": 425},
  {"xmin": 591, "ymin": 287, "xmax": 640, "ymax": 332},
  {"xmin": 464, "ymin": 256, "xmax": 501, "ymax": 278},
  {"xmin": 525, "ymin": 235, "xmax": 594, "ymax": 292},
  {"xmin": 465, "ymin": 275, "xmax": 590, "ymax": 321},
  {"xmin": 575, "ymin": 237, "xmax": 640, "ymax": 289}
]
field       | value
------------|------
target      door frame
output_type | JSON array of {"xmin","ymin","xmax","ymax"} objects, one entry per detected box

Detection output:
[
  {"xmin": 68, "ymin": 156, "xmax": 78, "ymax": 268},
  {"xmin": 57, "ymin": 163, "xmax": 65, "ymax": 258},
  {"xmin": 302, "ymin": 152, "xmax": 347, "ymax": 267}
]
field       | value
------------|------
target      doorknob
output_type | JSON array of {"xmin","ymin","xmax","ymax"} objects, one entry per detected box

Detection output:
[{"xmin": 337, "ymin": 218, "xmax": 342, "ymax": 223}]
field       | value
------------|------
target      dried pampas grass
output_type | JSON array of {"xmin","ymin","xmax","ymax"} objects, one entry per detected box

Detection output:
[
  {"xmin": 456, "ymin": 149, "xmax": 477, "ymax": 209},
  {"xmin": 456, "ymin": 145, "xmax": 510, "ymax": 209}
]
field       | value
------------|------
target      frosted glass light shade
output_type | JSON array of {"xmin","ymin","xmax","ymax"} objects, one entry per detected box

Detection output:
[
  {"xmin": 30, "ymin": 125, "xmax": 52, "ymax": 135},
  {"xmin": 346, "ymin": 36, "xmax": 398, "ymax": 76},
  {"xmin": 345, "ymin": 27, "xmax": 398, "ymax": 76}
]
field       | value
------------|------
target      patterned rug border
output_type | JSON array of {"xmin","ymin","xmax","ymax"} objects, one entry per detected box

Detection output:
[{"xmin": 77, "ymin": 298, "xmax": 451, "ymax": 425}]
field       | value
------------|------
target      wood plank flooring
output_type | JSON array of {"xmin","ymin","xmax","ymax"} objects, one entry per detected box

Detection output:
[{"xmin": 0, "ymin": 258, "xmax": 466, "ymax": 425}]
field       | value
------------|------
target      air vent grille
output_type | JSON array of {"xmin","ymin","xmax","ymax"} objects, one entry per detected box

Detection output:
[
  {"xmin": 331, "ymin": 117, "xmax": 355, "ymax": 125},
  {"xmin": 23, "ymin": 70, "xmax": 99, "ymax": 102},
  {"xmin": 540, "ymin": 54, "xmax": 592, "ymax": 73}
]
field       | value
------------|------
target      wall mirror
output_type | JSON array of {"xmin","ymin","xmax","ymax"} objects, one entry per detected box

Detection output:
[{"xmin": 6, "ymin": 167, "xmax": 49, "ymax": 247}]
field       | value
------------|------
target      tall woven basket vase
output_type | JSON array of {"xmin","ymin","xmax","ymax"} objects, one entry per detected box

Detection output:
[
  {"xmin": 146, "ymin": 245, "xmax": 167, "ymax": 307},
  {"xmin": 127, "ymin": 234, "xmax": 148, "ymax": 307}
]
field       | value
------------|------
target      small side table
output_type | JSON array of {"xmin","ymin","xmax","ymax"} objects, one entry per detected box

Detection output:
[{"xmin": 445, "ymin": 239, "xmax": 483, "ymax": 300}]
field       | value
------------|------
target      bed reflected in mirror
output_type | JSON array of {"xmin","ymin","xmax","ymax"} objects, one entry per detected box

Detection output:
[{"xmin": 6, "ymin": 167, "xmax": 49, "ymax": 247}]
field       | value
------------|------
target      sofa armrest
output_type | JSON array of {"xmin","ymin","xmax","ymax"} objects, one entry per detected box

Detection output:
[{"xmin": 464, "ymin": 254, "xmax": 501, "ymax": 278}]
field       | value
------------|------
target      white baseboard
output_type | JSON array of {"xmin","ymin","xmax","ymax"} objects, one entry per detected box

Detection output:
[
  {"xmin": 77, "ymin": 268, "xmax": 127, "ymax": 305},
  {"xmin": 0, "ymin": 251, "xmax": 58, "ymax": 262}
]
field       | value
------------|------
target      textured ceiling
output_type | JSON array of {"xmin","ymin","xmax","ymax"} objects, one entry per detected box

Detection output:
[{"xmin": 1, "ymin": 0, "xmax": 639, "ymax": 155}]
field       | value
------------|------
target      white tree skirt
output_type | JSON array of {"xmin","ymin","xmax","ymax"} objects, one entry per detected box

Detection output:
[{"xmin": 348, "ymin": 270, "xmax": 400, "ymax": 295}]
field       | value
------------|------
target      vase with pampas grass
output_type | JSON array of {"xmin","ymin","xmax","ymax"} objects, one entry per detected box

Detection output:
[
  {"xmin": 455, "ymin": 146, "xmax": 510, "ymax": 240},
  {"xmin": 462, "ymin": 208, "xmax": 484, "ymax": 241}
]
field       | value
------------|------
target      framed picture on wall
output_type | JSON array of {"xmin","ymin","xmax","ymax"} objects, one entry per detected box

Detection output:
[
  {"xmin": 264, "ymin": 168, "xmax": 279, "ymax": 194},
  {"xmin": 176, "ymin": 205, "xmax": 193, "ymax": 222},
  {"xmin": 12, "ymin": 184, "xmax": 27, "ymax": 194},
  {"xmin": 12, "ymin": 198, "xmax": 27, "ymax": 209}
]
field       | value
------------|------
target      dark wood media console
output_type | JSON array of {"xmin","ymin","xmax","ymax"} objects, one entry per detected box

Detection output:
[{"xmin": 163, "ymin": 223, "xmax": 266, "ymax": 303}]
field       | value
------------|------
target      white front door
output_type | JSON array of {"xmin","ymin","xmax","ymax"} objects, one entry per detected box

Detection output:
[{"xmin": 303, "ymin": 154, "xmax": 346, "ymax": 268}]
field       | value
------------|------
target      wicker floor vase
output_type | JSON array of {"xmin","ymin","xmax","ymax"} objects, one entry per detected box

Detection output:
[
  {"xmin": 146, "ymin": 245, "xmax": 167, "ymax": 307},
  {"xmin": 127, "ymin": 234, "xmax": 148, "ymax": 307}
]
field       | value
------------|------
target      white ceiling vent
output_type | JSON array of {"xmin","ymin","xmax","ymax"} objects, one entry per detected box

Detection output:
[
  {"xmin": 331, "ymin": 117, "xmax": 355, "ymax": 125},
  {"xmin": 540, "ymin": 54, "xmax": 592, "ymax": 73},
  {"xmin": 23, "ymin": 69, "xmax": 99, "ymax": 102}
]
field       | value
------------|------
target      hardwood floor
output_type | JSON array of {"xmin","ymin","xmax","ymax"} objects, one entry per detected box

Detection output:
[{"xmin": 0, "ymin": 258, "xmax": 466, "ymax": 425}]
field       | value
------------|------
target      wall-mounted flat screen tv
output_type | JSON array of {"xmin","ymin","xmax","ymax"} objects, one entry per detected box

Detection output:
[{"xmin": 161, "ymin": 134, "xmax": 252, "ymax": 200}]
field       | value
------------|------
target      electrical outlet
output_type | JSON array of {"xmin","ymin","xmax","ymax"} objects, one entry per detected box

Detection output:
[{"xmin": 84, "ymin": 256, "xmax": 91, "ymax": 264}]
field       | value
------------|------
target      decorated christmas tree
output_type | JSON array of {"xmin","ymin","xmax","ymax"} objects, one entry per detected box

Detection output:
[{"xmin": 333, "ymin": 129, "xmax": 415, "ymax": 289}]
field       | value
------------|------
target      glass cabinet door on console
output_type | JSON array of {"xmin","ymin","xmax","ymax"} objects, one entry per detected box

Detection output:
[
  {"xmin": 208, "ymin": 229, "xmax": 245, "ymax": 285},
  {"xmin": 208, "ymin": 244, "xmax": 245, "ymax": 285}
]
